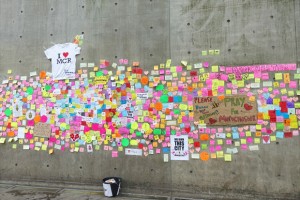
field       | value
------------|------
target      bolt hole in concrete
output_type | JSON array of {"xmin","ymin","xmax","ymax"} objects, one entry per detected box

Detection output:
[
  {"xmin": 19, "ymin": 60, "xmax": 22, "ymax": 63},
  {"xmin": 81, "ymin": 58, "xmax": 84, "ymax": 60},
  {"xmin": 51, "ymin": 8, "xmax": 53, "ymax": 11},
  {"xmin": 150, "ymin": 54, "xmax": 153, "ymax": 57},
  {"xmin": 190, "ymin": 170, "xmax": 193, "ymax": 173},
  {"xmin": 151, "ymin": 169, "xmax": 154, "ymax": 172},
  {"xmin": 272, "ymin": 46, "xmax": 275, "ymax": 49},
  {"xmin": 115, "ymin": 2, "xmax": 117, "ymax": 5},
  {"xmin": 276, "ymin": 142, "xmax": 279, "ymax": 145},
  {"xmin": 115, "ymin": 29, "xmax": 118, "ymax": 32},
  {"xmin": 150, "ymin": 26, "xmax": 153, "ymax": 29},
  {"xmin": 50, "ymin": 33, "xmax": 53, "ymax": 36},
  {"xmin": 187, "ymin": 22, "xmax": 190, "ymax": 26},
  {"xmin": 227, "ymin": 19, "xmax": 230, "ymax": 23},
  {"xmin": 228, "ymin": 48, "xmax": 231, "ymax": 52},
  {"xmin": 82, "ymin": 6, "xmax": 84, "ymax": 8},
  {"xmin": 270, "ymin": 15, "xmax": 273, "ymax": 18},
  {"xmin": 47, "ymin": 165, "xmax": 49, "ymax": 167},
  {"xmin": 20, "ymin": 10, "xmax": 23, "ymax": 13},
  {"xmin": 188, "ymin": 51, "xmax": 191, "ymax": 54},
  {"xmin": 15, "ymin": 163, "xmax": 18, "ymax": 166},
  {"xmin": 19, "ymin": 36, "xmax": 22, "ymax": 38},
  {"xmin": 114, "ymin": 168, "xmax": 117, "ymax": 170},
  {"xmin": 82, "ymin": 32, "xmax": 84, "ymax": 34},
  {"xmin": 115, "ymin": 56, "xmax": 118, "ymax": 58},
  {"xmin": 80, "ymin": 166, "xmax": 82, "ymax": 169}
]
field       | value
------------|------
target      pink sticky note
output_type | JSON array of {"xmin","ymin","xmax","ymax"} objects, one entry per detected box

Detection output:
[
  {"xmin": 112, "ymin": 151, "xmax": 118, "ymax": 157},
  {"xmin": 25, "ymin": 133, "xmax": 33, "ymax": 140},
  {"xmin": 156, "ymin": 149, "xmax": 161, "ymax": 154}
]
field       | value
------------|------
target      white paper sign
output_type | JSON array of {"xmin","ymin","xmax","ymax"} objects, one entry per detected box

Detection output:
[
  {"xmin": 170, "ymin": 135, "xmax": 189, "ymax": 160},
  {"xmin": 125, "ymin": 148, "xmax": 142, "ymax": 156}
]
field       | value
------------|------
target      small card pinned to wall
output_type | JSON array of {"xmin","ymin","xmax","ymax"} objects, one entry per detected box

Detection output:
[
  {"xmin": 33, "ymin": 122, "xmax": 51, "ymax": 137},
  {"xmin": 30, "ymin": 71, "xmax": 37, "ymax": 76}
]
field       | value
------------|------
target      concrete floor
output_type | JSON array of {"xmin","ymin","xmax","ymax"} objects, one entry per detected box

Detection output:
[
  {"xmin": 0, "ymin": 182, "xmax": 172, "ymax": 200},
  {"xmin": 0, "ymin": 184, "xmax": 170, "ymax": 200}
]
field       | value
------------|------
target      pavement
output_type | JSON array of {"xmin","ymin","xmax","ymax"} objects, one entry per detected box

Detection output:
[{"xmin": 0, "ymin": 182, "xmax": 173, "ymax": 200}]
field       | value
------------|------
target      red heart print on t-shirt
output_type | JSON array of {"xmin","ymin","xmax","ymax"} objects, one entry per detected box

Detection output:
[{"xmin": 63, "ymin": 52, "xmax": 69, "ymax": 58}]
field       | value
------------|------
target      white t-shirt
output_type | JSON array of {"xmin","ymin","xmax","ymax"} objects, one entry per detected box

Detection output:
[{"xmin": 44, "ymin": 43, "xmax": 81, "ymax": 80}]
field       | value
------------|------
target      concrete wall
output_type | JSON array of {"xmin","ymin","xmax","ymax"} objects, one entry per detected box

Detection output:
[{"xmin": 0, "ymin": 0, "xmax": 300, "ymax": 199}]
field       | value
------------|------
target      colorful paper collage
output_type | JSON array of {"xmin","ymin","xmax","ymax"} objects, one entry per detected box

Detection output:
[{"xmin": 0, "ymin": 60, "xmax": 299, "ymax": 162}]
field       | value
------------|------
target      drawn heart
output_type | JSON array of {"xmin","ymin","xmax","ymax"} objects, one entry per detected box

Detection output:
[
  {"xmin": 225, "ymin": 127, "xmax": 231, "ymax": 132},
  {"xmin": 143, "ymin": 134, "xmax": 148, "ymax": 139},
  {"xmin": 158, "ymin": 139, "xmax": 162, "ymax": 143},
  {"xmin": 262, "ymin": 135, "xmax": 269, "ymax": 143},
  {"xmin": 146, "ymin": 140, "xmax": 150, "ymax": 145},
  {"xmin": 109, "ymin": 146, "xmax": 113, "ymax": 150},
  {"xmin": 244, "ymin": 103, "xmax": 253, "ymax": 111},
  {"xmin": 185, "ymin": 127, "xmax": 191, "ymax": 133},
  {"xmin": 270, "ymin": 94, "xmax": 275, "ymax": 98},
  {"xmin": 143, "ymin": 147, "xmax": 148, "ymax": 151},
  {"xmin": 293, "ymin": 97, "xmax": 299, "ymax": 102},
  {"xmin": 162, "ymin": 81, "xmax": 166, "ymax": 85},
  {"xmin": 188, "ymin": 144, "xmax": 193, "ymax": 148},
  {"xmin": 263, "ymin": 121, "xmax": 269, "ymax": 126},
  {"xmin": 144, "ymin": 152, "xmax": 149, "ymax": 156},
  {"xmin": 187, "ymin": 80, "xmax": 192, "ymax": 84},
  {"xmin": 195, "ymin": 147, "xmax": 201, "ymax": 152},
  {"xmin": 243, "ymin": 126, "xmax": 249, "ymax": 130},
  {"xmin": 144, "ymin": 71, "xmax": 149, "ymax": 75},
  {"xmin": 209, "ymin": 118, "xmax": 217, "ymax": 124},
  {"xmin": 63, "ymin": 52, "xmax": 69, "ymax": 58},
  {"xmin": 182, "ymin": 72, "xmax": 187, "ymax": 76},
  {"xmin": 238, "ymin": 127, "xmax": 243, "ymax": 132},
  {"xmin": 210, "ymin": 134, "xmax": 215, "ymax": 139},
  {"xmin": 189, "ymin": 149, "xmax": 194, "ymax": 154}
]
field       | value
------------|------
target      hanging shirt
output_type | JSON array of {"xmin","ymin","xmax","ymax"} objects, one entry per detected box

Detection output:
[{"xmin": 44, "ymin": 43, "xmax": 81, "ymax": 80}]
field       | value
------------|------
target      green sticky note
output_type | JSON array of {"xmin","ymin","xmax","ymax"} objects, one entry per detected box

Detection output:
[
  {"xmin": 294, "ymin": 74, "xmax": 300, "ymax": 79},
  {"xmin": 136, "ymin": 131, "xmax": 142, "ymax": 137},
  {"xmin": 276, "ymin": 123, "xmax": 284, "ymax": 130},
  {"xmin": 153, "ymin": 129, "xmax": 162, "ymax": 135},
  {"xmin": 45, "ymin": 85, "xmax": 51, "ymax": 91},
  {"xmin": 26, "ymin": 87, "xmax": 34, "ymax": 95},
  {"xmin": 201, "ymin": 143, "xmax": 208, "ymax": 150},
  {"xmin": 121, "ymin": 138, "xmax": 129, "ymax": 147},
  {"xmin": 171, "ymin": 130, "xmax": 176, "ymax": 135},
  {"xmin": 201, "ymin": 50, "xmax": 207, "ymax": 56},
  {"xmin": 156, "ymin": 84, "xmax": 164, "ymax": 91},
  {"xmin": 96, "ymin": 71, "xmax": 103, "ymax": 77},
  {"xmin": 214, "ymin": 49, "xmax": 220, "ymax": 55},
  {"xmin": 173, "ymin": 109, "xmax": 180, "ymax": 115},
  {"xmin": 160, "ymin": 95, "xmax": 169, "ymax": 103},
  {"xmin": 4, "ymin": 108, "xmax": 12, "ymax": 117}
]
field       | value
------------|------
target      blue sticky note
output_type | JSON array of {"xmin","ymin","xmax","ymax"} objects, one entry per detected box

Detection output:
[
  {"xmin": 276, "ymin": 131, "xmax": 284, "ymax": 139},
  {"xmin": 232, "ymin": 132, "xmax": 239, "ymax": 139},
  {"xmin": 162, "ymin": 147, "xmax": 170, "ymax": 153}
]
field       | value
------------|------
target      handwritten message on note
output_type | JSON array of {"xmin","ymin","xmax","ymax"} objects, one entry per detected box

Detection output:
[{"xmin": 194, "ymin": 95, "xmax": 258, "ymax": 125}]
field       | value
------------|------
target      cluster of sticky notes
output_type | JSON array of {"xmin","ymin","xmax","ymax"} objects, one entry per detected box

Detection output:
[{"xmin": 0, "ymin": 58, "xmax": 299, "ymax": 163}]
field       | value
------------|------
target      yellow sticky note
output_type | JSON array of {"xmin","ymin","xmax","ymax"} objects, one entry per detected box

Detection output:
[
  {"xmin": 254, "ymin": 138, "xmax": 260, "ymax": 144},
  {"xmin": 49, "ymin": 149, "xmax": 54, "ymax": 154},
  {"xmin": 214, "ymin": 50, "xmax": 220, "ymax": 55},
  {"xmin": 211, "ymin": 65, "xmax": 219, "ymax": 72},
  {"xmin": 202, "ymin": 50, "xmax": 207, "ymax": 56},
  {"xmin": 216, "ymin": 151, "xmax": 224, "ymax": 158},
  {"xmin": 217, "ymin": 139, "xmax": 223, "ymax": 145},
  {"xmin": 256, "ymin": 124, "xmax": 262, "ymax": 130},
  {"xmin": 224, "ymin": 154, "xmax": 232, "ymax": 162},
  {"xmin": 208, "ymin": 50, "xmax": 214, "ymax": 55},
  {"xmin": 275, "ymin": 73, "xmax": 282, "ymax": 80},
  {"xmin": 270, "ymin": 136, "xmax": 276, "ymax": 142},
  {"xmin": 7, "ymin": 69, "xmax": 12, "ymax": 74},
  {"xmin": 240, "ymin": 139, "xmax": 246, "ymax": 144},
  {"xmin": 0, "ymin": 138, "xmax": 6, "ymax": 143}
]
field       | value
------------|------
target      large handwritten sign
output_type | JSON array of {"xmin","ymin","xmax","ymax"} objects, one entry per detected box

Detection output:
[
  {"xmin": 194, "ymin": 95, "xmax": 258, "ymax": 125},
  {"xmin": 225, "ymin": 63, "xmax": 296, "ymax": 74}
]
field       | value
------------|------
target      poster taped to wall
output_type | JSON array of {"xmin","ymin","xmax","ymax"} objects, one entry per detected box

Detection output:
[
  {"xmin": 194, "ymin": 95, "xmax": 258, "ymax": 125},
  {"xmin": 170, "ymin": 135, "xmax": 189, "ymax": 160}
]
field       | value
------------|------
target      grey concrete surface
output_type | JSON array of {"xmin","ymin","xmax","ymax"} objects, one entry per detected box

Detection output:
[{"xmin": 0, "ymin": 0, "xmax": 300, "ymax": 199}]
